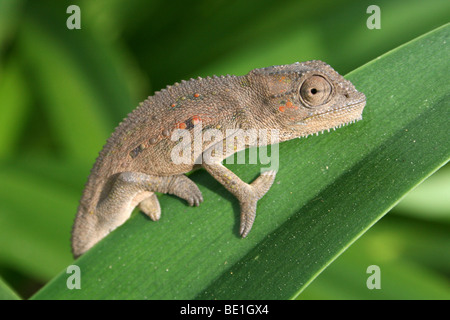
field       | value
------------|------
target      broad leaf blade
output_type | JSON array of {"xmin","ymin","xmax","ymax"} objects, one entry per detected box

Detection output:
[{"xmin": 31, "ymin": 24, "xmax": 449, "ymax": 300}]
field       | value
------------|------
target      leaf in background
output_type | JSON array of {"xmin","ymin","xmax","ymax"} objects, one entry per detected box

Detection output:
[
  {"xmin": 0, "ymin": 1, "xmax": 148, "ymax": 283},
  {"xmin": 0, "ymin": 0, "xmax": 24, "ymax": 54},
  {"xmin": 17, "ymin": 2, "xmax": 146, "ymax": 164},
  {"xmin": 0, "ymin": 276, "xmax": 20, "ymax": 300},
  {"xmin": 18, "ymin": 19, "xmax": 112, "ymax": 163},
  {"xmin": 300, "ymin": 214, "xmax": 450, "ymax": 299},
  {"xmin": 30, "ymin": 24, "xmax": 449, "ymax": 299},
  {"xmin": 0, "ymin": 58, "xmax": 30, "ymax": 159},
  {"xmin": 107, "ymin": 0, "xmax": 450, "ymax": 89},
  {"xmin": 393, "ymin": 166, "xmax": 450, "ymax": 221},
  {"xmin": 0, "ymin": 158, "xmax": 84, "ymax": 281}
]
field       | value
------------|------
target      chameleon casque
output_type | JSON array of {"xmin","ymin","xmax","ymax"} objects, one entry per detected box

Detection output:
[{"xmin": 71, "ymin": 60, "xmax": 366, "ymax": 257}]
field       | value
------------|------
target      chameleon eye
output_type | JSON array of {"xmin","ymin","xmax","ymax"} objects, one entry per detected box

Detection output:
[{"xmin": 299, "ymin": 75, "xmax": 332, "ymax": 107}]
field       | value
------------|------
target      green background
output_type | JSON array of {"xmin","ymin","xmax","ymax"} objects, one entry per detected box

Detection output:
[{"xmin": 0, "ymin": 0, "xmax": 448, "ymax": 299}]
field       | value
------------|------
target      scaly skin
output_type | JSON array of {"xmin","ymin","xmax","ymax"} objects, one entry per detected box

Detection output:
[{"xmin": 71, "ymin": 60, "xmax": 366, "ymax": 257}]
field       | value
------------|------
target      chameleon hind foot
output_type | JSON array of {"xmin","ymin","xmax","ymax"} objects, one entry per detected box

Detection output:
[
  {"xmin": 139, "ymin": 193, "xmax": 161, "ymax": 221},
  {"xmin": 166, "ymin": 174, "xmax": 204, "ymax": 207}
]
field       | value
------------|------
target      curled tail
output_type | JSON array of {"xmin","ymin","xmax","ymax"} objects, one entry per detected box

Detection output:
[
  {"xmin": 71, "ymin": 114, "xmax": 134, "ymax": 258},
  {"xmin": 71, "ymin": 171, "xmax": 110, "ymax": 258}
]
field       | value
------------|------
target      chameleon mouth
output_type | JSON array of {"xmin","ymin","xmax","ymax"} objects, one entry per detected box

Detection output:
[
  {"xmin": 299, "ymin": 116, "xmax": 363, "ymax": 138},
  {"xmin": 309, "ymin": 98, "xmax": 366, "ymax": 120},
  {"xmin": 295, "ymin": 99, "xmax": 366, "ymax": 138}
]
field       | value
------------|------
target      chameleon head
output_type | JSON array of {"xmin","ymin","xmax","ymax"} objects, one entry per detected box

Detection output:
[{"xmin": 249, "ymin": 60, "xmax": 366, "ymax": 141}]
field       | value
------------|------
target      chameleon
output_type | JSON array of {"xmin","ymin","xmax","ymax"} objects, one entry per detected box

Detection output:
[{"xmin": 71, "ymin": 60, "xmax": 366, "ymax": 258}]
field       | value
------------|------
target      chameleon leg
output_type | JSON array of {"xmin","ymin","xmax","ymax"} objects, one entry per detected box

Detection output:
[
  {"xmin": 100, "ymin": 172, "xmax": 203, "ymax": 222},
  {"xmin": 73, "ymin": 172, "xmax": 203, "ymax": 257},
  {"xmin": 138, "ymin": 173, "xmax": 203, "ymax": 221},
  {"xmin": 202, "ymin": 162, "xmax": 276, "ymax": 237}
]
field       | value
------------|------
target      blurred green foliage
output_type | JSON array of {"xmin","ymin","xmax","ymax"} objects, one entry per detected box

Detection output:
[{"xmin": 0, "ymin": 0, "xmax": 449, "ymax": 299}]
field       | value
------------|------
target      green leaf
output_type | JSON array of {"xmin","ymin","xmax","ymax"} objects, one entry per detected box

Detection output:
[
  {"xmin": 18, "ymin": 19, "xmax": 111, "ymax": 163},
  {"xmin": 17, "ymin": 4, "xmax": 145, "ymax": 165},
  {"xmin": 393, "ymin": 165, "xmax": 450, "ymax": 221},
  {"xmin": 0, "ymin": 276, "xmax": 21, "ymax": 300},
  {"xmin": 0, "ymin": 158, "xmax": 83, "ymax": 280},
  {"xmin": 0, "ymin": 58, "xmax": 30, "ymax": 159},
  {"xmin": 300, "ymin": 214, "xmax": 450, "ymax": 299},
  {"xmin": 31, "ymin": 24, "xmax": 449, "ymax": 299},
  {"xmin": 0, "ymin": 0, "xmax": 24, "ymax": 53}
]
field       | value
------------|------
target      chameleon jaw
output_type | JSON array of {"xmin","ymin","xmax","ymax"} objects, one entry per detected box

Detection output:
[{"xmin": 293, "ymin": 100, "xmax": 366, "ymax": 138}]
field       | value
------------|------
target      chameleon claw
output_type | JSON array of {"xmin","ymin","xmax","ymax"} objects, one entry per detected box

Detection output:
[
  {"xmin": 239, "ymin": 200, "xmax": 257, "ymax": 238},
  {"xmin": 187, "ymin": 189, "xmax": 203, "ymax": 207}
]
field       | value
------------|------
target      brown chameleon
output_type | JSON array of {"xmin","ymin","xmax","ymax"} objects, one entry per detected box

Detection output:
[{"xmin": 71, "ymin": 60, "xmax": 366, "ymax": 257}]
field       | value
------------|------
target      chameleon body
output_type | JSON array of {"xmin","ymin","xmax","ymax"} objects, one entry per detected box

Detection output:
[{"xmin": 71, "ymin": 60, "xmax": 366, "ymax": 257}]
